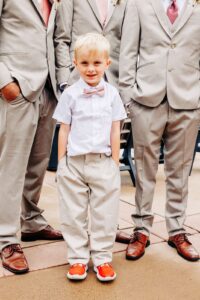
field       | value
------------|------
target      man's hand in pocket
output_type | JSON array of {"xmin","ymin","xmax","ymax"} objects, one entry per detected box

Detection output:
[{"xmin": 1, "ymin": 82, "xmax": 21, "ymax": 102}]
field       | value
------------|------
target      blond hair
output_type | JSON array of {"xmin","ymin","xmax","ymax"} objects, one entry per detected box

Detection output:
[{"xmin": 74, "ymin": 33, "xmax": 110, "ymax": 58}]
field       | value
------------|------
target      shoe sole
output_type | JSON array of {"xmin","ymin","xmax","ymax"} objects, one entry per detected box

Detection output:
[
  {"xmin": 3, "ymin": 263, "xmax": 29, "ymax": 275},
  {"xmin": 115, "ymin": 238, "xmax": 130, "ymax": 245},
  {"xmin": 168, "ymin": 241, "xmax": 199, "ymax": 262},
  {"xmin": 93, "ymin": 266, "xmax": 116, "ymax": 282},
  {"xmin": 67, "ymin": 273, "xmax": 87, "ymax": 280},
  {"xmin": 21, "ymin": 236, "xmax": 63, "ymax": 242},
  {"xmin": 125, "ymin": 240, "xmax": 150, "ymax": 261}
]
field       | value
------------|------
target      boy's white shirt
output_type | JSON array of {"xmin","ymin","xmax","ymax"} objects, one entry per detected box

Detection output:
[{"xmin": 53, "ymin": 78, "xmax": 127, "ymax": 157}]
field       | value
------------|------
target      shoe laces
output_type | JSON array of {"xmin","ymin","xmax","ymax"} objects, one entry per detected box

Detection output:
[
  {"xmin": 173, "ymin": 234, "xmax": 191, "ymax": 246},
  {"xmin": 8, "ymin": 244, "xmax": 23, "ymax": 253},
  {"xmin": 130, "ymin": 232, "xmax": 143, "ymax": 243},
  {"xmin": 2, "ymin": 244, "xmax": 23, "ymax": 258}
]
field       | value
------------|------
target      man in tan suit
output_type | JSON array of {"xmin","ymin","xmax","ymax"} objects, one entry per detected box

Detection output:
[
  {"xmin": 119, "ymin": 0, "xmax": 200, "ymax": 261},
  {"xmin": 62, "ymin": 0, "xmax": 133, "ymax": 89},
  {"xmin": 0, "ymin": 0, "xmax": 68, "ymax": 274},
  {"xmin": 62, "ymin": 0, "xmax": 134, "ymax": 244},
  {"xmin": 64, "ymin": 0, "xmax": 132, "ymax": 87}
]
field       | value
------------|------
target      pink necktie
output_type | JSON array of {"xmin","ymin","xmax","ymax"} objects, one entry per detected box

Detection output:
[
  {"xmin": 40, "ymin": 0, "xmax": 51, "ymax": 26},
  {"xmin": 167, "ymin": 0, "xmax": 179, "ymax": 24},
  {"xmin": 97, "ymin": 0, "xmax": 108, "ymax": 26},
  {"xmin": 83, "ymin": 86, "xmax": 105, "ymax": 97}
]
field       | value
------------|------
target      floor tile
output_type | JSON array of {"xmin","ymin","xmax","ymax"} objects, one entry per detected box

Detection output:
[
  {"xmin": 184, "ymin": 214, "xmax": 200, "ymax": 232},
  {"xmin": 151, "ymin": 221, "xmax": 198, "ymax": 240}
]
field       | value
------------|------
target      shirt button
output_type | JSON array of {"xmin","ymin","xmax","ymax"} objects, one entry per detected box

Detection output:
[{"xmin": 171, "ymin": 43, "xmax": 176, "ymax": 49}]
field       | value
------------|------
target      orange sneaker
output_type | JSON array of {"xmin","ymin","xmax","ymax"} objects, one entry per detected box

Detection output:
[
  {"xmin": 67, "ymin": 263, "xmax": 88, "ymax": 280},
  {"xmin": 94, "ymin": 263, "xmax": 116, "ymax": 282}
]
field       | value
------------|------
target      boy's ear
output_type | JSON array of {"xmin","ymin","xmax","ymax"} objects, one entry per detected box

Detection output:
[
  {"xmin": 73, "ymin": 59, "xmax": 77, "ymax": 66},
  {"xmin": 106, "ymin": 58, "xmax": 111, "ymax": 68}
]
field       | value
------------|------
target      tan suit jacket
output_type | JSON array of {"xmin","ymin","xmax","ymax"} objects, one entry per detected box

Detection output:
[
  {"xmin": 62, "ymin": 0, "xmax": 133, "ymax": 88},
  {"xmin": 0, "ymin": 0, "xmax": 68, "ymax": 102},
  {"xmin": 119, "ymin": 0, "xmax": 200, "ymax": 109}
]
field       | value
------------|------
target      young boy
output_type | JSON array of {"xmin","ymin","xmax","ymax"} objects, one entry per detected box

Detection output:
[
  {"xmin": 61, "ymin": 0, "xmax": 135, "ymax": 245},
  {"xmin": 53, "ymin": 33, "xmax": 127, "ymax": 281}
]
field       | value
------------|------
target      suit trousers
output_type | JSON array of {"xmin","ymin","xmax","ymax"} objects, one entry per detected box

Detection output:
[
  {"xmin": 130, "ymin": 99, "xmax": 200, "ymax": 237},
  {"xmin": 57, "ymin": 154, "xmax": 120, "ymax": 266},
  {"xmin": 0, "ymin": 84, "xmax": 56, "ymax": 250}
]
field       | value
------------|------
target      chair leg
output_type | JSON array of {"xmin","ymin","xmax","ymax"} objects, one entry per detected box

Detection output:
[
  {"xmin": 121, "ymin": 147, "xmax": 136, "ymax": 187},
  {"xmin": 128, "ymin": 155, "xmax": 136, "ymax": 187},
  {"xmin": 189, "ymin": 130, "xmax": 200, "ymax": 175},
  {"xmin": 189, "ymin": 150, "xmax": 196, "ymax": 176}
]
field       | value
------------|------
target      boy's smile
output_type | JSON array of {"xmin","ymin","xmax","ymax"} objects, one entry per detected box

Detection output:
[{"xmin": 74, "ymin": 48, "xmax": 111, "ymax": 87}]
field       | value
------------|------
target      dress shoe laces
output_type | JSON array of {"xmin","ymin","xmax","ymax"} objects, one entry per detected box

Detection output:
[
  {"xmin": 2, "ymin": 244, "xmax": 23, "ymax": 258},
  {"xmin": 173, "ymin": 234, "xmax": 191, "ymax": 246},
  {"xmin": 130, "ymin": 232, "xmax": 145, "ymax": 244}
]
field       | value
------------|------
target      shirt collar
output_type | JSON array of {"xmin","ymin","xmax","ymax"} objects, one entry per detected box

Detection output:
[{"xmin": 78, "ymin": 78, "xmax": 106, "ymax": 90}]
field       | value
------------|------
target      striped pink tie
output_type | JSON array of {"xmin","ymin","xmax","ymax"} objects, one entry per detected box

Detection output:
[
  {"xmin": 167, "ymin": 0, "xmax": 179, "ymax": 24},
  {"xmin": 40, "ymin": 0, "xmax": 51, "ymax": 26},
  {"xmin": 97, "ymin": 0, "xmax": 108, "ymax": 26}
]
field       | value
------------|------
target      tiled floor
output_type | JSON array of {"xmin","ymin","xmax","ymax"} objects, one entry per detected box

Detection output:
[{"xmin": 1, "ymin": 155, "xmax": 200, "ymax": 299}]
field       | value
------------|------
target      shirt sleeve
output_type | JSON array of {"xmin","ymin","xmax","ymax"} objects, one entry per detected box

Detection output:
[
  {"xmin": 52, "ymin": 91, "xmax": 72, "ymax": 124},
  {"xmin": 112, "ymin": 90, "xmax": 127, "ymax": 121}
]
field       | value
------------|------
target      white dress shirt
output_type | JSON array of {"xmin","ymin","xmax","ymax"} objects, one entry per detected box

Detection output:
[
  {"xmin": 95, "ymin": 0, "xmax": 111, "ymax": 12},
  {"xmin": 53, "ymin": 78, "xmax": 127, "ymax": 156},
  {"xmin": 163, "ymin": 0, "xmax": 185, "ymax": 13}
]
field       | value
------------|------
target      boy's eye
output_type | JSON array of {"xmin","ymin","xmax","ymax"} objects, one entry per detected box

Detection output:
[
  {"xmin": 80, "ymin": 61, "xmax": 88, "ymax": 65},
  {"xmin": 94, "ymin": 61, "xmax": 102, "ymax": 65}
]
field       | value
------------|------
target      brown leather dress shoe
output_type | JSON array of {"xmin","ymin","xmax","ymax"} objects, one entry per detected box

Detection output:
[
  {"xmin": 1, "ymin": 244, "xmax": 29, "ymax": 274},
  {"xmin": 126, "ymin": 232, "xmax": 150, "ymax": 260},
  {"xmin": 21, "ymin": 225, "xmax": 63, "ymax": 242},
  {"xmin": 168, "ymin": 233, "xmax": 199, "ymax": 262},
  {"xmin": 115, "ymin": 231, "xmax": 131, "ymax": 244}
]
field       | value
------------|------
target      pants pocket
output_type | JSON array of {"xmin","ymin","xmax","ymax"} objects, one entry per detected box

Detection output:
[{"xmin": 8, "ymin": 93, "xmax": 25, "ymax": 105}]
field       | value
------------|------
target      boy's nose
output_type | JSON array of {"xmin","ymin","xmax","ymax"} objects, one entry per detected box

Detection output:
[{"xmin": 88, "ymin": 64, "xmax": 95, "ymax": 72}]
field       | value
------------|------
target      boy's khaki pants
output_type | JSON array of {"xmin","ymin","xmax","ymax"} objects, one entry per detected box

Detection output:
[{"xmin": 57, "ymin": 154, "xmax": 120, "ymax": 266}]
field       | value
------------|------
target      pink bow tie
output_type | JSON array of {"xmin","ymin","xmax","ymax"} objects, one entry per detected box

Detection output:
[{"xmin": 83, "ymin": 86, "xmax": 105, "ymax": 97}]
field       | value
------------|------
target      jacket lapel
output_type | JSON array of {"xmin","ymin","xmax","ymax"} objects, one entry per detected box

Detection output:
[
  {"xmin": 31, "ymin": 0, "xmax": 56, "ymax": 29},
  {"xmin": 47, "ymin": 2, "xmax": 57, "ymax": 32},
  {"xmin": 172, "ymin": 0, "xmax": 196, "ymax": 36},
  {"xmin": 87, "ymin": 0, "xmax": 102, "ymax": 26},
  {"xmin": 104, "ymin": 1, "xmax": 115, "ymax": 27},
  {"xmin": 31, "ymin": 0, "xmax": 45, "ymax": 24},
  {"xmin": 150, "ymin": 0, "xmax": 172, "ymax": 38}
]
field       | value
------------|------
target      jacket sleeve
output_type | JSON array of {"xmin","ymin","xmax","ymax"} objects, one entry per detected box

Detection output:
[
  {"xmin": 118, "ymin": 0, "xmax": 140, "ymax": 105},
  {"xmin": 0, "ymin": 1, "xmax": 14, "ymax": 89},
  {"xmin": 53, "ymin": 0, "xmax": 74, "ymax": 86}
]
